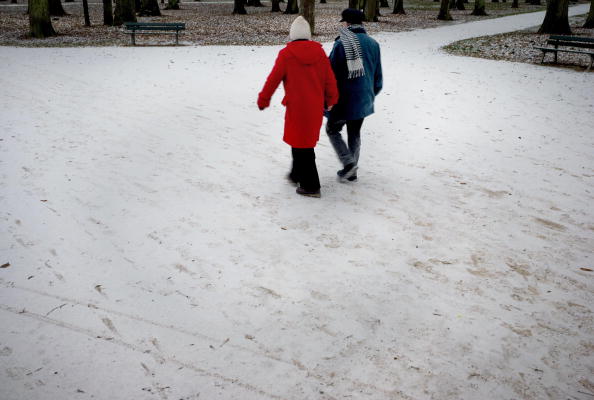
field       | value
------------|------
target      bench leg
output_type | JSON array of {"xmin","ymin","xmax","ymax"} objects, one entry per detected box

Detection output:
[
  {"xmin": 540, "ymin": 51, "xmax": 546, "ymax": 64},
  {"xmin": 132, "ymin": 32, "xmax": 136, "ymax": 46},
  {"xmin": 588, "ymin": 55, "xmax": 593, "ymax": 72},
  {"xmin": 176, "ymin": 31, "xmax": 179, "ymax": 45}
]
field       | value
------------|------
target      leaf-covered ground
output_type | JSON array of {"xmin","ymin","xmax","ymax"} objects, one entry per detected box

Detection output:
[
  {"xmin": 0, "ymin": 0, "xmax": 553, "ymax": 46},
  {"xmin": 444, "ymin": 14, "xmax": 594, "ymax": 70}
]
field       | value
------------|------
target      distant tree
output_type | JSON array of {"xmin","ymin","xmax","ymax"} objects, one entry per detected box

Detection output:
[
  {"xmin": 114, "ymin": 0, "xmax": 136, "ymax": 25},
  {"xmin": 349, "ymin": 0, "xmax": 359, "ymax": 7},
  {"xmin": 380, "ymin": 0, "xmax": 389, "ymax": 7},
  {"xmin": 139, "ymin": 0, "xmax": 161, "ymax": 15},
  {"xmin": 247, "ymin": 0, "xmax": 264, "ymax": 6},
  {"xmin": 449, "ymin": 0, "xmax": 455, "ymax": 9},
  {"xmin": 392, "ymin": 0, "xmax": 405, "ymax": 14},
  {"xmin": 29, "ymin": 0, "xmax": 56, "ymax": 37},
  {"xmin": 584, "ymin": 0, "xmax": 594, "ymax": 28},
  {"xmin": 511, "ymin": 0, "xmax": 518, "ymax": 7},
  {"xmin": 164, "ymin": 0, "xmax": 179, "ymax": 9},
  {"xmin": 82, "ymin": 0, "xmax": 90, "ymax": 25},
  {"xmin": 284, "ymin": 0, "xmax": 298, "ymax": 13},
  {"xmin": 233, "ymin": 0, "xmax": 247, "ymax": 13},
  {"xmin": 437, "ymin": 0, "xmax": 452, "ymax": 19},
  {"xmin": 302, "ymin": 0, "xmax": 315, "ymax": 33},
  {"xmin": 364, "ymin": 0, "xmax": 377, "ymax": 21},
  {"xmin": 320, "ymin": 0, "xmax": 326, "ymax": 3},
  {"xmin": 456, "ymin": 0, "xmax": 465, "ymax": 9},
  {"xmin": 271, "ymin": 0, "xmax": 281, "ymax": 11},
  {"xmin": 538, "ymin": 0, "xmax": 571, "ymax": 33},
  {"xmin": 471, "ymin": 0, "xmax": 487, "ymax": 15},
  {"xmin": 103, "ymin": 0, "xmax": 113, "ymax": 24},
  {"xmin": 48, "ymin": 0, "xmax": 67, "ymax": 16}
]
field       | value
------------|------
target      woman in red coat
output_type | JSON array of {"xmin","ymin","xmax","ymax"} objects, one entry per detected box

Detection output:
[{"xmin": 258, "ymin": 16, "xmax": 339, "ymax": 198}]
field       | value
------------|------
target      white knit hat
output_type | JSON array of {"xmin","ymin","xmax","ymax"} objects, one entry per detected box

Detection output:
[{"xmin": 289, "ymin": 16, "xmax": 311, "ymax": 41}]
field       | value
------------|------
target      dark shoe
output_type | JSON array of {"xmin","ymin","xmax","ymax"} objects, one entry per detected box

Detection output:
[
  {"xmin": 337, "ymin": 163, "xmax": 358, "ymax": 182},
  {"xmin": 296, "ymin": 187, "xmax": 321, "ymax": 198},
  {"xmin": 347, "ymin": 175, "xmax": 357, "ymax": 182}
]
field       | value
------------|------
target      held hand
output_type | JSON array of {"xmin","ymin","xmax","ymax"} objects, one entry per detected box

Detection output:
[{"xmin": 326, "ymin": 105, "xmax": 334, "ymax": 111}]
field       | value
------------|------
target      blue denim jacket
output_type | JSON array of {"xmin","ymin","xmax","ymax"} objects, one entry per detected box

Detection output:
[{"xmin": 327, "ymin": 27, "xmax": 383, "ymax": 121}]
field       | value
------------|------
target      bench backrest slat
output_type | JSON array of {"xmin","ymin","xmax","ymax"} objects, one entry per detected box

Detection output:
[
  {"xmin": 548, "ymin": 35, "xmax": 594, "ymax": 44},
  {"xmin": 124, "ymin": 22, "xmax": 185, "ymax": 30}
]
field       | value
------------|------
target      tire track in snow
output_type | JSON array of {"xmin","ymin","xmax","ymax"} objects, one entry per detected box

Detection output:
[
  {"xmin": 0, "ymin": 303, "xmax": 287, "ymax": 400},
  {"xmin": 0, "ymin": 282, "xmax": 411, "ymax": 399}
]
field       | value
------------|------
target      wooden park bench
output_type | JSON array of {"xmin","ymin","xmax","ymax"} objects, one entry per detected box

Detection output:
[
  {"xmin": 534, "ymin": 35, "xmax": 594, "ymax": 71},
  {"xmin": 124, "ymin": 22, "xmax": 186, "ymax": 46}
]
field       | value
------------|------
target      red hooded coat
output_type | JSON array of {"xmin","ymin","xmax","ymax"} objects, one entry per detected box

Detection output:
[{"xmin": 258, "ymin": 41, "xmax": 339, "ymax": 149}]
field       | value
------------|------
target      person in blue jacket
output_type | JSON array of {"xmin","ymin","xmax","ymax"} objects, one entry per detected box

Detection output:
[{"xmin": 326, "ymin": 8, "xmax": 383, "ymax": 182}]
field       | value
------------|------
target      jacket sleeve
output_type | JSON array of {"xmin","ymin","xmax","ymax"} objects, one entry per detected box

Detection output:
[
  {"xmin": 373, "ymin": 45, "xmax": 383, "ymax": 96},
  {"xmin": 257, "ymin": 52, "xmax": 286, "ymax": 109},
  {"xmin": 324, "ymin": 57, "xmax": 339, "ymax": 108}
]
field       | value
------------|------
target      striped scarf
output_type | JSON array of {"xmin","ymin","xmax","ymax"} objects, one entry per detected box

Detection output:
[{"xmin": 339, "ymin": 25, "xmax": 365, "ymax": 79}]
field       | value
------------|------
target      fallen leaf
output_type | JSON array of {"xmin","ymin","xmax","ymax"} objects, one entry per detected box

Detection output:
[
  {"xmin": 0, "ymin": 263, "xmax": 10, "ymax": 268},
  {"xmin": 580, "ymin": 267, "xmax": 592, "ymax": 272}
]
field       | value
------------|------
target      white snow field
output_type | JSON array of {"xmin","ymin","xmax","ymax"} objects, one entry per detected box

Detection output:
[{"xmin": 1, "ymin": 5, "xmax": 593, "ymax": 400}]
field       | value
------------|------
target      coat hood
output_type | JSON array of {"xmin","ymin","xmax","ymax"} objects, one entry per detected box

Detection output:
[{"xmin": 285, "ymin": 41, "xmax": 325, "ymax": 65}]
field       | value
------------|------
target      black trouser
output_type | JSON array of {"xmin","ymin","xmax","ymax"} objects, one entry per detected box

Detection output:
[{"xmin": 290, "ymin": 148, "xmax": 320, "ymax": 192}]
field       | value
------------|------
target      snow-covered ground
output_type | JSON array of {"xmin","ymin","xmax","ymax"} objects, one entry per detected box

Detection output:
[{"xmin": 1, "ymin": 5, "xmax": 593, "ymax": 399}]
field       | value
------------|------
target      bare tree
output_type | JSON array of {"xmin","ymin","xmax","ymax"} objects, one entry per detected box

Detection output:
[
  {"xmin": 29, "ymin": 0, "xmax": 56, "ymax": 37},
  {"xmin": 364, "ymin": 0, "xmax": 377, "ymax": 21},
  {"xmin": 392, "ymin": 0, "xmax": 404, "ymax": 14},
  {"xmin": 538, "ymin": 0, "xmax": 571, "ymax": 34},
  {"xmin": 82, "ymin": 0, "xmax": 90, "ymax": 25},
  {"xmin": 103, "ymin": 0, "xmax": 113, "ymax": 25},
  {"xmin": 302, "ymin": 0, "xmax": 315, "ymax": 34},
  {"xmin": 380, "ymin": 0, "xmax": 389, "ymax": 7},
  {"xmin": 471, "ymin": 0, "xmax": 487, "ymax": 14},
  {"xmin": 139, "ymin": 0, "xmax": 161, "ymax": 15},
  {"xmin": 271, "ymin": 0, "xmax": 281, "ymax": 11},
  {"xmin": 48, "ymin": 0, "xmax": 67, "ymax": 16},
  {"xmin": 233, "ymin": 0, "xmax": 247, "ymax": 13},
  {"xmin": 437, "ymin": 0, "xmax": 452, "ymax": 19},
  {"xmin": 284, "ymin": 0, "xmax": 298, "ymax": 13},
  {"xmin": 114, "ymin": 0, "xmax": 136, "ymax": 25}
]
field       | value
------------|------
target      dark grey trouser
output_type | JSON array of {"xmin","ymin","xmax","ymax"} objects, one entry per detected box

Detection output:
[{"xmin": 326, "ymin": 118, "xmax": 364, "ymax": 167}]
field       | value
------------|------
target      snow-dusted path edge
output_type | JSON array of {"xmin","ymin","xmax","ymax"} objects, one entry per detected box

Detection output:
[{"xmin": 1, "ymin": 6, "xmax": 593, "ymax": 400}]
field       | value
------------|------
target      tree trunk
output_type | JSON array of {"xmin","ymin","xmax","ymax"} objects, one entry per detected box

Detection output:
[
  {"xmin": 437, "ymin": 0, "xmax": 452, "ymax": 19},
  {"xmin": 449, "ymin": 0, "xmax": 455, "ymax": 9},
  {"xmin": 284, "ymin": 0, "xmax": 298, "ymax": 14},
  {"xmin": 139, "ymin": 0, "xmax": 160, "ymax": 15},
  {"xmin": 233, "ymin": 0, "xmax": 247, "ymax": 13},
  {"xmin": 114, "ymin": 0, "xmax": 136, "ymax": 25},
  {"xmin": 82, "ymin": 0, "xmax": 90, "ymax": 25},
  {"xmin": 511, "ymin": 0, "xmax": 518, "ymax": 7},
  {"xmin": 455, "ymin": 0, "xmax": 464, "ymax": 9},
  {"xmin": 247, "ymin": 0, "xmax": 264, "ymax": 6},
  {"xmin": 471, "ymin": 0, "xmax": 487, "ymax": 15},
  {"xmin": 48, "ymin": 0, "xmax": 67, "ymax": 16},
  {"xmin": 320, "ymin": 0, "xmax": 326, "ymax": 3},
  {"xmin": 301, "ymin": 0, "xmax": 315, "ymax": 34},
  {"xmin": 134, "ymin": 0, "xmax": 140, "ymax": 12},
  {"xmin": 380, "ymin": 0, "xmax": 389, "ymax": 7},
  {"xmin": 103, "ymin": 0, "xmax": 113, "ymax": 24},
  {"xmin": 392, "ymin": 0, "xmax": 404, "ymax": 14},
  {"xmin": 348, "ymin": 0, "xmax": 358, "ymax": 7},
  {"xmin": 364, "ymin": 0, "xmax": 377, "ymax": 21},
  {"xmin": 164, "ymin": 0, "xmax": 178, "ymax": 9},
  {"xmin": 538, "ymin": 0, "xmax": 571, "ymax": 34},
  {"xmin": 271, "ymin": 0, "xmax": 281, "ymax": 11},
  {"xmin": 584, "ymin": 0, "xmax": 594, "ymax": 27},
  {"xmin": 29, "ymin": 0, "xmax": 56, "ymax": 37}
]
